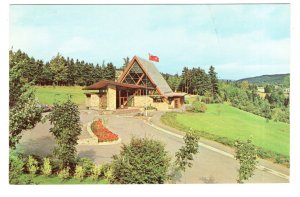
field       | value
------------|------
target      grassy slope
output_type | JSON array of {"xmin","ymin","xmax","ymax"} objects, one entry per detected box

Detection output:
[
  {"xmin": 162, "ymin": 104, "xmax": 289, "ymax": 157},
  {"xmin": 35, "ymin": 86, "xmax": 93, "ymax": 106}
]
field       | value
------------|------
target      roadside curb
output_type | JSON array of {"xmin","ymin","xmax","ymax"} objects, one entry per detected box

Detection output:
[{"xmin": 144, "ymin": 120, "xmax": 290, "ymax": 181}]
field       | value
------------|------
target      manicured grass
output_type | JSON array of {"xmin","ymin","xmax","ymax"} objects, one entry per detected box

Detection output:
[
  {"xmin": 161, "ymin": 104, "xmax": 289, "ymax": 158},
  {"xmin": 35, "ymin": 86, "xmax": 93, "ymax": 106},
  {"xmin": 17, "ymin": 174, "xmax": 108, "ymax": 185}
]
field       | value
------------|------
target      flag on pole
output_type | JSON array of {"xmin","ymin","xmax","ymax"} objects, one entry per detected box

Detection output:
[{"xmin": 148, "ymin": 53, "xmax": 159, "ymax": 62}]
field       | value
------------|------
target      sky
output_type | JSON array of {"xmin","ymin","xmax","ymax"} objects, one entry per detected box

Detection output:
[{"xmin": 9, "ymin": 4, "xmax": 290, "ymax": 80}]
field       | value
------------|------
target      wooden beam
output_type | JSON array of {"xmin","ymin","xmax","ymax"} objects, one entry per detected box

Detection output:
[{"xmin": 136, "ymin": 73, "xmax": 145, "ymax": 85}]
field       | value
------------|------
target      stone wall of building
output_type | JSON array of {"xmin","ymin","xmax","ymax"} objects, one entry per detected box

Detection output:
[
  {"xmin": 133, "ymin": 96, "xmax": 154, "ymax": 107},
  {"xmin": 133, "ymin": 96, "xmax": 169, "ymax": 110},
  {"xmin": 99, "ymin": 94, "xmax": 107, "ymax": 109},
  {"xmin": 152, "ymin": 102, "xmax": 169, "ymax": 111},
  {"xmin": 90, "ymin": 94, "xmax": 100, "ymax": 107},
  {"xmin": 107, "ymin": 85, "xmax": 116, "ymax": 110}
]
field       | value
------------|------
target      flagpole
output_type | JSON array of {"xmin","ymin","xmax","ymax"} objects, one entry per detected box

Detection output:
[{"xmin": 145, "ymin": 54, "xmax": 148, "ymax": 117}]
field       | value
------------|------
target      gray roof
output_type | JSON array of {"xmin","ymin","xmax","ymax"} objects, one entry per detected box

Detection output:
[{"xmin": 136, "ymin": 56, "xmax": 173, "ymax": 95}]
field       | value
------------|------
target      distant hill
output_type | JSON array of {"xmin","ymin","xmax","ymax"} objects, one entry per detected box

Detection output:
[{"xmin": 237, "ymin": 74, "xmax": 290, "ymax": 85}]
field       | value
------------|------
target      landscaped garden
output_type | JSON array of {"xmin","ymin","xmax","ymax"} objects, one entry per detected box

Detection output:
[
  {"xmin": 161, "ymin": 103, "xmax": 290, "ymax": 165},
  {"xmin": 91, "ymin": 119, "xmax": 119, "ymax": 142}
]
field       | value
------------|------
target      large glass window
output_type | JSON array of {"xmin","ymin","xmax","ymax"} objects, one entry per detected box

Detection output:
[{"xmin": 123, "ymin": 61, "xmax": 155, "ymax": 89}]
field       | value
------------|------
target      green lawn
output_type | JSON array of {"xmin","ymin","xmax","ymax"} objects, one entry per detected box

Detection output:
[
  {"xmin": 161, "ymin": 104, "xmax": 290, "ymax": 158},
  {"xmin": 35, "ymin": 86, "xmax": 93, "ymax": 106},
  {"xmin": 16, "ymin": 174, "xmax": 108, "ymax": 185}
]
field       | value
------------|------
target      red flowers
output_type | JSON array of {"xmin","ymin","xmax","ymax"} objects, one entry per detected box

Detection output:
[{"xmin": 91, "ymin": 119, "xmax": 119, "ymax": 142}]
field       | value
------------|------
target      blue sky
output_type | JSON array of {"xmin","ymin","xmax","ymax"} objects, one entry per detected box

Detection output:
[{"xmin": 9, "ymin": 4, "xmax": 290, "ymax": 80}]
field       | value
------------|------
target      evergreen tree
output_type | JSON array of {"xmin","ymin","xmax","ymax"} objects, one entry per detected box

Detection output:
[
  {"xmin": 208, "ymin": 65, "xmax": 219, "ymax": 98},
  {"xmin": 104, "ymin": 62, "xmax": 116, "ymax": 81},
  {"xmin": 182, "ymin": 67, "xmax": 191, "ymax": 94},
  {"xmin": 167, "ymin": 74, "xmax": 182, "ymax": 92},
  {"xmin": 49, "ymin": 53, "xmax": 68, "ymax": 86},
  {"xmin": 192, "ymin": 67, "xmax": 210, "ymax": 95},
  {"xmin": 74, "ymin": 59, "xmax": 84, "ymax": 86},
  {"xmin": 66, "ymin": 57, "xmax": 76, "ymax": 86},
  {"xmin": 121, "ymin": 57, "xmax": 130, "ymax": 70}
]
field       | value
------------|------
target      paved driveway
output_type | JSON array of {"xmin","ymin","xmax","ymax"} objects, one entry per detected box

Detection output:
[{"xmin": 17, "ymin": 110, "xmax": 289, "ymax": 183}]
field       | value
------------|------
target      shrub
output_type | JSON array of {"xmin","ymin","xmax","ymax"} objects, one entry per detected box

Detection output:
[
  {"xmin": 58, "ymin": 167, "xmax": 70, "ymax": 180},
  {"xmin": 174, "ymin": 130, "xmax": 199, "ymax": 171},
  {"xmin": 271, "ymin": 108, "xmax": 289, "ymax": 123},
  {"xmin": 191, "ymin": 101, "xmax": 207, "ymax": 113},
  {"xmin": 77, "ymin": 157, "xmax": 95, "ymax": 176},
  {"xmin": 234, "ymin": 138, "xmax": 258, "ymax": 183},
  {"xmin": 47, "ymin": 99, "xmax": 81, "ymax": 170},
  {"xmin": 91, "ymin": 164, "xmax": 103, "ymax": 180},
  {"xmin": 27, "ymin": 155, "xmax": 39, "ymax": 176},
  {"xmin": 41, "ymin": 158, "xmax": 52, "ymax": 176},
  {"xmin": 184, "ymin": 99, "xmax": 189, "ymax": 104},
  {"xmin": 104, "ymin": 166, "xmax": 114, "ymax": 182},
  {"xmin": 74, "ymin": 165, "xmax": 84, "ymax": 180},
  {"xmin": 170, "ymin": 130, "xmax": 200, "ymax": 183},
  {"xmin": 110, "ymin": 137, "xmax": 171, "ymax": 184},
  {"xmin": 9, "ymin": 151, "xmax": 31, "ymax": 184}
]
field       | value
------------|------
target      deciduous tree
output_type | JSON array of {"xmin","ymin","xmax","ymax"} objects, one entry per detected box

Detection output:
[
  {"xmin": 9, "ymin": 59, "xmax": 42, "ymax": 148},
  {"xmin": 47, "ymin": 99, "xmax": 81, "ymax": 170},
  {"xmin": 234, "ymin": 138, "xmax": 258, "ymax": 183}
]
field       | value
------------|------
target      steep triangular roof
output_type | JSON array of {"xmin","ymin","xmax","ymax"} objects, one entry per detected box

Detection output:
[{"xmin": 118, "ymin": 56, "xmax": 173, "ymax": 96}]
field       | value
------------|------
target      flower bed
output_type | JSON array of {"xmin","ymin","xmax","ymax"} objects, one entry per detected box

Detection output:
[{"xmin": 91, "ymin": 119, "xmax": 119, "ymax": 142}]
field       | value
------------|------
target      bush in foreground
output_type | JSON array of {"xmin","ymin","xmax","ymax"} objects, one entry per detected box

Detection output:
[
  {"xmin": 58, "ymin": 167, "xmax": 70, "ymax": 180},
  {"xmin": 27, "ymin": 155, "xmax": 39, "ymax": 176},
  {"xmin": 74, "ymin": 165, "xmax": 84, "ymax": 180},
  {"xmin": 47, "ymin": 99, "xmax": 81, "ymax": 170},
  {"xmin": 76, "ymin": 157, "xmax": 95, "ymax": 176},
  {"xmin": 41, "ymin": 158, "xmax": 52, "ymax": 176},
  {"xmin": 9, "ymin": 151, "xmax": 31, "ymax": 184},
  {"xmin": 234, "ymin": 138, "xmax": 258, "ymax": 183},
  {"xmin": 110, "ymin": 137, "xmax": 171, "ymax": 184}
]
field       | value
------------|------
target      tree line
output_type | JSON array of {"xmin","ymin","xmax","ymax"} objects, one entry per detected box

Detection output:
[
  {"xmin": 162, "ymin": 66, "xmax": 289, "ymax": 123},
  {"xmin": 162, "ymin": 65, "xmax": 219, "ymax": 99},
  {"xmin": 219, "ymin": 80, "xmax": 289, "ymax": 123},
  {"xmin": 9, "ymin": 49, "xmax": 116, "ymax": 86}
]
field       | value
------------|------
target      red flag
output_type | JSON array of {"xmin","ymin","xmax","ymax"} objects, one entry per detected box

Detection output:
[{"xmin": 148, "ymin": 53, "xmax": 159, "ymax": 62}]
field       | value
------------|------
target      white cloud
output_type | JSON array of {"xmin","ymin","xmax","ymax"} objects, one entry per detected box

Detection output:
[
  {"xmin": 9, "ymin": 25, "xmax": 53, "ymax": 58},
  {"xmin": 9, "ymin": 5, "xmax": 290, "ymax": 79},
  {"xmin": 58, "ymin": 36, "xmax": 95, "ymax": 55}
]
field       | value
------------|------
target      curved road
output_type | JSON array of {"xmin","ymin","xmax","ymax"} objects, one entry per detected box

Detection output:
[{"xmin": 17, "ymin": 110, "xmax": 289, "ymax": 183}]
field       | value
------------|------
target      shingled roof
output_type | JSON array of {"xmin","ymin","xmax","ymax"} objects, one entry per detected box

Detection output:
[
  {"xmin": 135, "ymin": 56, "xmax": 173, "ymax": 95},
  {"xmin": 118, "ymin": 56, "xmax": 174, "ymax": 96}
]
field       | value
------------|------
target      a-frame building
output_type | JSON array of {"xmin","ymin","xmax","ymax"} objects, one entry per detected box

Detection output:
[{"xmin": 83, "ymin": 56, "xmax": 185, "ymax": 111}]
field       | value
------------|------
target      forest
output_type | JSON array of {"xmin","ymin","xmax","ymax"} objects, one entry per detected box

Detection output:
[
  {"xmin": 9, "ymin": 49, "xmax": 116, "ymax": 86},
  {"xmin": 9, "ymin": 49, "xmax": 289, "ymax": 123}
]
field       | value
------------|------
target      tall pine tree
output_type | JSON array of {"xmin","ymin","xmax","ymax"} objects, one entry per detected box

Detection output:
[{"xmin": 208, "ymin": 65, "xmax": 219, "ymax": 99}]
